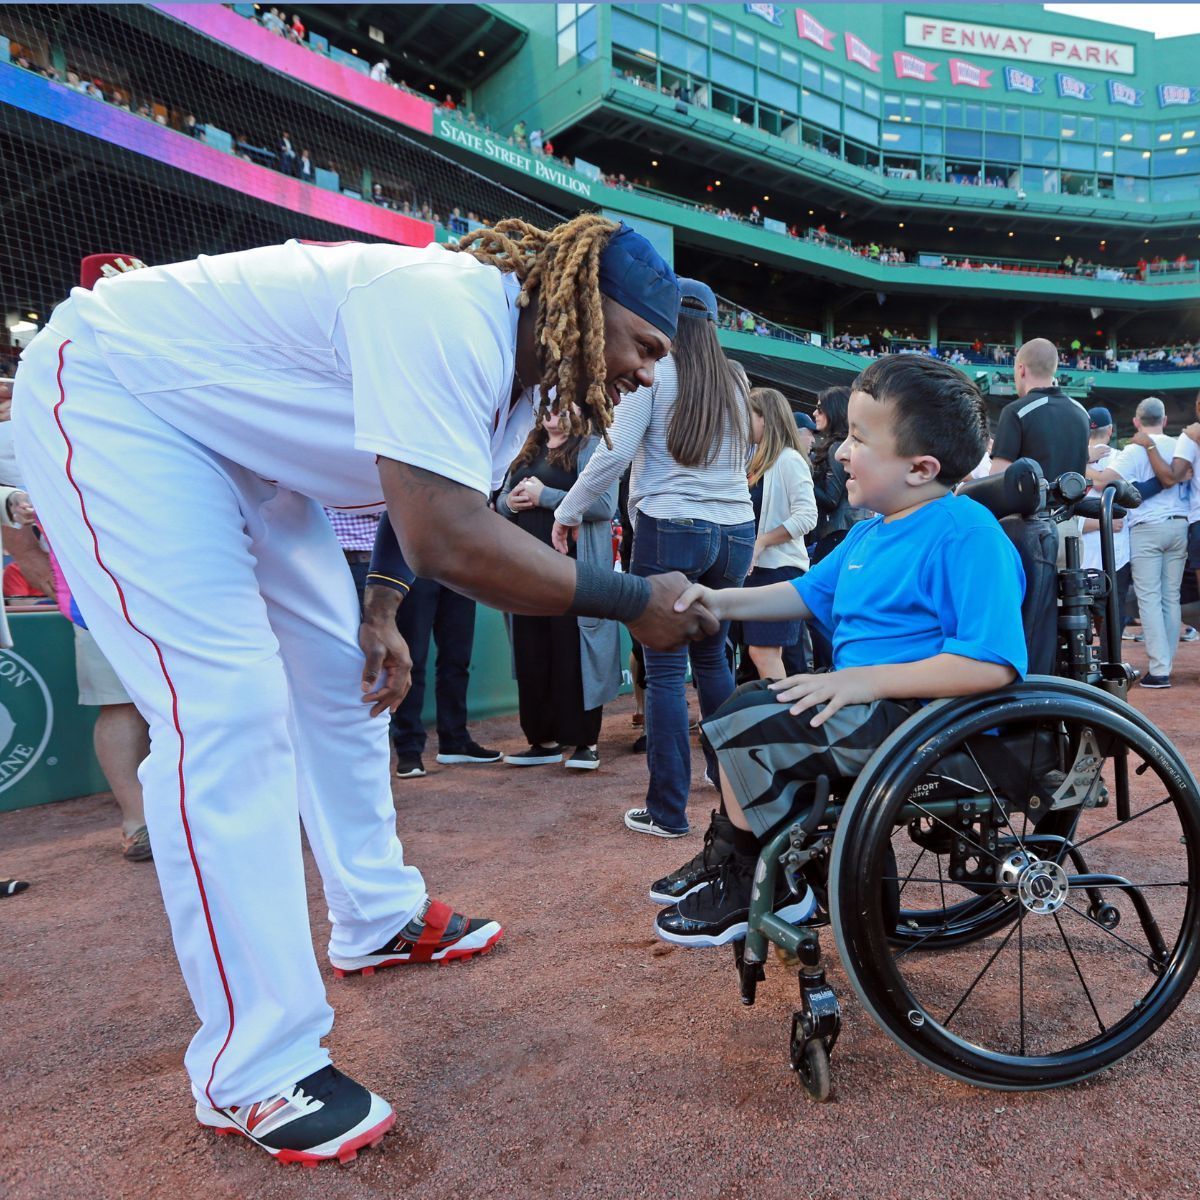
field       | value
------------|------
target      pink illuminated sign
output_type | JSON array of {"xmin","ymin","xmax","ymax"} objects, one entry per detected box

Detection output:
[
  {"xmin": 795, "ymin": 9, "xmax": 836, "ymax": 51},
  {"xmin": 844, "ymin": 31, "xmax": 881, "ymax": 73},
  {"xmin": 892, "ymin": 51, "xmax": 938, "ymax": 83},
  {"xmin": 152, "ymin": 4, "xmax": 435, "ymax": 136}
]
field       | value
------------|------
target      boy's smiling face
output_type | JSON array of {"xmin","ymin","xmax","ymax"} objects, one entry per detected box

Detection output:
[{"xmin": 837, "ymin": 390, "xmax": 945, "ymax": 518}]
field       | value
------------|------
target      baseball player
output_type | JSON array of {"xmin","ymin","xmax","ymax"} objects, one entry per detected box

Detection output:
[{"xmin": 13, "ymin": 215, "xmax": 710, "ymax": 1165}]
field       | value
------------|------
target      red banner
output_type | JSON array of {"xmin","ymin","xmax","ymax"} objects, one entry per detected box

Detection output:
[
  {"xmin": 949, "ymin": 58, "xmax": 994, "ymax": 89},
  {"xmin": 795, "ymin": 8, "xmax": 836, "ymax": 51},
  {"xmin": 844, "ymin": 31, "xmax": 882, "ymax": 73},
  {"xmin": 892, "ymin": 50, "xmax": 938, "ymax": 82}
]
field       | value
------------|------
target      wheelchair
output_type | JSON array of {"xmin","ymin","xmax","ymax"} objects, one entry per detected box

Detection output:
[{"xmin": 734, "ymin": 459, "xmax": 1200, "ymax": 1101}]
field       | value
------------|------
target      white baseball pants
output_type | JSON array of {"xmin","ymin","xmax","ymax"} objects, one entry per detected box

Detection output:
[{"xmin": 14, "ymin": 324, "xmax": 426, "ymax": 1108}]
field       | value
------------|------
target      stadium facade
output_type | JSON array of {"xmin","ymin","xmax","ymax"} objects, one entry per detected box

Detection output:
[{"xmin": 2, "ymin": 2, "xmax": 1199, "ymax": 424}]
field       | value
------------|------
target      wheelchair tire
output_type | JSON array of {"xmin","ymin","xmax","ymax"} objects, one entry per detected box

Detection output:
[{"xmin": 829, "ymin": 677, "xmax": 1200, "ymax": 1091}]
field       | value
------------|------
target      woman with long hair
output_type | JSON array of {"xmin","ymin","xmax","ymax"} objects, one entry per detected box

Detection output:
[
  {"xmin": 551, "ymin": 280, "xmax": 754, "ymax": 838},
  {"xmin": 497, "ymin": 408, "xmax": 621, "ymax": 770},
  {"xmin": 742, "ymin": 387, "xmax": 817, "ymax": 681}
]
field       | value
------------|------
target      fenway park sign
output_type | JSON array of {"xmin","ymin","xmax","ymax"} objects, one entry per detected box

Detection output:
[{"xmin": 905, "ymin": 16, "xmax": 1135, "ymax": 75}]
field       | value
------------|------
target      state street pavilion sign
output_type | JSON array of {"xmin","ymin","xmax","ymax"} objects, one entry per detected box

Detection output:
[
  {"xmin": 435, "ymin": 114, "xmax": 594, "ymax": 200},
  {"xmin": 0, "ymin": 648, "xmax": 54, "ymax": 796},
  {"xmin": 905, "ymin": 15, "xmax": 1135, "ymax": 75}
]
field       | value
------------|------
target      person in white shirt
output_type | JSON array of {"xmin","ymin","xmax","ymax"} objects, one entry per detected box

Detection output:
[
  {"xmin": 12, "ymin": 216, "xmax": 709, "ymax": 1164},
  {"xmin": 742, "ymin": 387, "xmax": 817, "ymax": 681},
  {"xmin": 370, "ymin": 58, "xmax": 390, "ymax": 84},
  {"xmin": 1091, "ymin": 396, "xmax": 1189, "ymax": 687}
]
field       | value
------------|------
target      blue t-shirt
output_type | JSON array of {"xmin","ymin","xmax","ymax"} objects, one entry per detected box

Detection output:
[{"xmin": 793, "ymin": 492, "xmax": 1027, "ymax": 677}]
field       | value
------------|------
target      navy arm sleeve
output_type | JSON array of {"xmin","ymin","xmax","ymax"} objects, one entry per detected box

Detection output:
[{"xmin": 366, "ymin": 515, "xmax": 416, "ymax": 598}]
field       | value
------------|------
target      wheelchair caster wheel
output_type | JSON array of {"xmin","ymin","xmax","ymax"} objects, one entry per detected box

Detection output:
[
  {"xmin": 791, "ymin": 1036, "xmax": 832, "ymax": 1102},
  {"xmin": 1089, "ymin": 903, "xmax": 1120, "ymax": 930}
]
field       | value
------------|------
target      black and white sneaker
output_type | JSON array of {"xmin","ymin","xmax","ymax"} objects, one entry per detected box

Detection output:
[
  {"xmin": 394, "ymin": 755, "xmax": 425, "ymax": 778},
  {"xmin": 654, "ymin": 853, "xmax": 817, "ymax": 947},
  {"xmin": 504, "ymin": 744, "xmax": 563, "ymax": 766},
  {"xmin": 330, "ymin": 897, "xmax": 503, "ymax": 977},
  {"xmin": 624, "ymin": 808, "xmax": 689, "ymax": 838},
  {"xmin": 648, "ymin": 809, "xmax": 735, "ymax": 904},
  {"xmin": 564, "ymin": 746, "xmax": 599, "ymax": 770},
  {"xmin": 437, "ymin": 740, "xmax": 502, "ymax": 765},
  {"xmin": 196, "ymin": 1065, "xmax": 394, "ymax": 1166}
]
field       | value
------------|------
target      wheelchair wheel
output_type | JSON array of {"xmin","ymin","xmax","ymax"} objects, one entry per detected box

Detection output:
[{"xmin": 829, "ymin": 678, "xmax": 1200, "ymax": 1090}]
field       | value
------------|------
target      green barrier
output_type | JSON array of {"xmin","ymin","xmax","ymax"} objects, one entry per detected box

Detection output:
[{"xmin": 1, "ymin": 610, "xmax": 106, "ymax": 813}]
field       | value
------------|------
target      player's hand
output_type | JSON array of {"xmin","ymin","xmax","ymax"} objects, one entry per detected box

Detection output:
[
  {"xmin": 1130, "ymin": 429, "xmax": 1154, "ymax": 449},
  {"xmin": 629, "ymin": 572, "xmax": 720, "ymax": 651},
  {"xmin": 358, "ymin": 589, "xmax": 413, "ymax": 716},
  {"xmin": 769, "ymin": 666, "xmax": 883, "ymax": 727},
  {"xmin": 551, "ymin": 520, "xmax": 578, "ymax": 555},
  {"xmin": 1185, "ymin": 421, "xmax": 1200, "ymax": 444},
  {"xmin": 672, "ymin": 581, "xmax": 723, "ymax": 620}
]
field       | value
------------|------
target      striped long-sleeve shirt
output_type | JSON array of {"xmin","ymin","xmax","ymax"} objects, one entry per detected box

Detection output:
[{"xmin": 553, "ymin": 354, "xmax": 753, "ymax": 530}]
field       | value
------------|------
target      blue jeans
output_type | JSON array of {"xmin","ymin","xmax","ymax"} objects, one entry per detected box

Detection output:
[{"xmin": 632, "ymin": 514, "xmax": 755, "ymax": 832}]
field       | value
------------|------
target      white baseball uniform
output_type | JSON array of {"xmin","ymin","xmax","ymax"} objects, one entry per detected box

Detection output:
[{"xmin": 13, "ymin": 240, "xmax": 533, "ymax": 1107}]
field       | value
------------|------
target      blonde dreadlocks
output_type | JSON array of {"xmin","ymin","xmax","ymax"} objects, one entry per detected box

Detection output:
[{"xmin": 449, "ymin": 214, "xmax": 619, "ymax": 439}]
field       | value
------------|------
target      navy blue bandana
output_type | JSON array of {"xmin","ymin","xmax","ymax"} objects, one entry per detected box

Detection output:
[{"xmin": 598, "ymin": 222, "xmax": 680, "ymax": 340}]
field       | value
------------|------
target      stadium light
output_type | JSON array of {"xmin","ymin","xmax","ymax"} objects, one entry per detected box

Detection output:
[
  {"xmin": 898, "ymin": 222, "xmax": 904, "ymax": 228},
  {"xmin": 1158, "ymin": 133, "xmax": 1172, "ymax": 142},
  {"xmin": 478, "ymin": 49, "xmax": 486, "ymax": 57},
  {"xmin": 1177, "ymin": 147, "xmax": 1189, "ymax": 155},
  {"xmin": 1008, "ymin": 231, "xmax": 1014, "ymax": 237},
  {"xmin": 1055, "ymin": 235, "xmax": 1061, "ymax": 241},
  {"xmin": 651, "ymin": 160, "xmax": 658, "ymax": 167},
  {"xmin": 947, "ymin": 226, "xmax": 955, "ymax": 232},
  {"xmin": 1184, "ymin": 130, "xmax": 1196, "ymax": 140},
  {"xmin": 1119, "ymin": 132, "xmax": 1133, "ymax": 142}
]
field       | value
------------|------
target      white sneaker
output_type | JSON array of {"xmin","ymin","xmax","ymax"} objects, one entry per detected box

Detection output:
[
  {"xmin": 624, "ymin": 808, "xmax": 689, "ymax": 838},
  {"xmin": 196, "ymin": 1065, "xmax": 393, "ymax": 1165}
]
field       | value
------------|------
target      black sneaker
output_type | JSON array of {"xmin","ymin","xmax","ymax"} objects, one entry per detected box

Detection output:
[
  {"xmin": 437, "ymin": 740, "xmax": 502, "ymax": 764},
  {"xmin": 394, "ymin": 755, "xmax": 425, "ymax": 778},
  {"xmin": 1139, "ymin": 674, "xmax": 1172, "ymax": 689},
  {"xmin": 649, "ymin": 809, "xmax": 736, "ymax": 905},
  {"xmin": 654, "ymin": 853, "xmax": 817, "ymax": 947},
  {"xmin": 330, "ymin": 897, "xmax": 503, "ymax": 977},
  {"xmin": 195, "ymin": 1065, "xmax": 394, "ymax": 1165},
  {"xmin": 564, "ymin": 746, "xmax": 599, "ymax": 770},
  {"xmin": 504, "ymin": 744, "xmax": 563, "ymax": 766},
  {"xmin": 632, "ymin": 734, "xmax": 647, "ymax": 753},
  {"xmin": 624, "ymin": 808, "xmax": 689, "ymax": 838}
]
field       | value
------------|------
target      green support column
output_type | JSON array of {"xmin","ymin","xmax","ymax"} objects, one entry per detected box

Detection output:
[
  {"xmin": 822, "ymin": 305, "xmax": 834, "ymax": 343},
  {"xmin": 929, "ymin": 312, "xmax": 938, "ymax": 349},
  {"xmin": 1014, "ymin": 318, "xmax": 1023, "ymax": 348}
]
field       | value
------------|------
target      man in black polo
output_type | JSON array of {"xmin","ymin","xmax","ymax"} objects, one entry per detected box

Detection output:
[{"xmin": 990, "ymin": 337, "xmax": 1090, "ymax": 563}]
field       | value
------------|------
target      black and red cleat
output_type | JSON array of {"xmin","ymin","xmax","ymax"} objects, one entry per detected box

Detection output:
[
  {"xmin": 329, "ymin": 898, "xmax": 503, "ymax": 978},
  {"xmin": 196, "ymin": 1065, "xmax": 394, "ymax": 1166}
]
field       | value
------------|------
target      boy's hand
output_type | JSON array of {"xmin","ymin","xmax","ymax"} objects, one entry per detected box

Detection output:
[
  {"xmin": 769, "ymin": 667, "xmax": 883, "ymax": 727},
  {"xmin": 673, "ymin": 582, "xmax": 721, "ymax": 619}
]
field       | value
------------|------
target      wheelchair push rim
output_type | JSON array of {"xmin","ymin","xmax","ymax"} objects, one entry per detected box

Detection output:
[{"xmin": 829, "ymin": 678, "xmax": 1200, "ymax": 1091}]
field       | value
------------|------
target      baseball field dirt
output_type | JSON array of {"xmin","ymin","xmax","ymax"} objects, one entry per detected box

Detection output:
[{"xmin": 2, "ymin": 638, "xmax": 1198, "ymax": 1200}]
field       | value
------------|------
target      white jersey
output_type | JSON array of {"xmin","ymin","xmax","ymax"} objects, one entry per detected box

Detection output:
[
  {"xmin": 1173, "ymin": 432, "xmax": 1200, "ymax": 524},
  {"xmin": 48, "ymin": 240, "xmax": 534, "ymax": 508},
  {"xmin": 1107, "ymin": 434, "xmax": 1189, "ymax": 528}
]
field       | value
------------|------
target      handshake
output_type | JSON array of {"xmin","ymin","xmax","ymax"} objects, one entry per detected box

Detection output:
[{"xmin": 626, "ymin": 571, "xmax": 720, "ymax": 652}]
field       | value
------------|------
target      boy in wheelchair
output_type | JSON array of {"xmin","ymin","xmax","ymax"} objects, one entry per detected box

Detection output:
[{"xmin": 653, "ymin": 355, "xmax": 1029, "ymax": 947}]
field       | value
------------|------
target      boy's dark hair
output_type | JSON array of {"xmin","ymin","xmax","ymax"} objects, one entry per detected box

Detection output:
[{"xmin": 852, "ymin": 355, "xmax": 989, "ymax": 485}]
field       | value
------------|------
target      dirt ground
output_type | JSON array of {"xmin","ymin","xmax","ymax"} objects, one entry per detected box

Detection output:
[{"xmin": 2, "ymin": 640, "xmax": 1199, "ymax": 1200}]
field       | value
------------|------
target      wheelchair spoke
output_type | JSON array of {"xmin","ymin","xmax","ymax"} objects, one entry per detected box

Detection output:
[
  {"xmin": 893, "ymin": 922, "xmax": 954, "ymax": 961},
  {"xmin": 1066, "ymin": 879, "xmax": 1188, "ymax": 889},
  {"xmin": 884, "ymin": 877, "xmax": 1007, "ymax": 889},
  {"xmin": 904, "ymin": 797, "xmax": 1004, "ymax": 867},
  {"xmin": 1060, "ymin": 898, "xmax": 1162, "ymax": 968},
  {"xmin": 1052, "ymin": 911, "xmax": 1106, "ymax": 1035},
  {"xmin": 897, "ymin": 846, "xmax": 927, "ymax": 900},
  {"xmin": 1018, "ymin": 907, "xmax": 1026, "ymax": 1056},
  {"xmin": 965, "ymin": 740, "xmax": 1028, "ymax": 857},
  {"xmin": 1070, "ymin": 795, "xmax": 1175, "ymax": 853},
  {"xmin": 943, "ymin": 917, "xmax": 1021, "ymax": 1029}
]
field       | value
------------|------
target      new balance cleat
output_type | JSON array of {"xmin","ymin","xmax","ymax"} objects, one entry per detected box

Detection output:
[
  {"xmin": 196, "ymin": 1065, "xmax": 393, "ymax": 1166},
  {"xmin": 330, "ymin": 898, "xmax": 503, "ymax": 977}
]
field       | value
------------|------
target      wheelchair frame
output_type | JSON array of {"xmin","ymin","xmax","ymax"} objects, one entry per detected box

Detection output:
[{"xmin": 731, "ymin": 472, "xmax": 1200, "ymax": 1101}]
